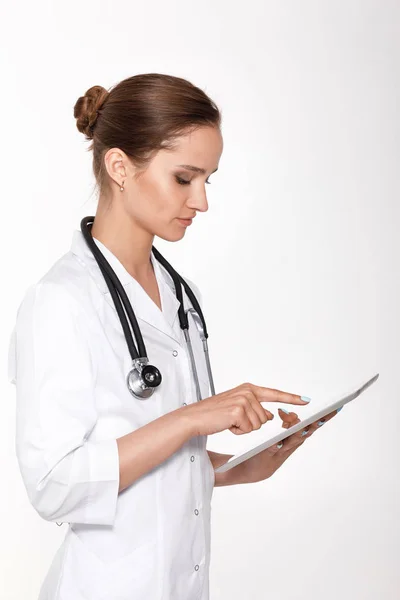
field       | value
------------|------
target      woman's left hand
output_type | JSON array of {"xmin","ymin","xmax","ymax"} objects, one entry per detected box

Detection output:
[{"xmin": 243, "ymin": 407, "xmax": 341, "ymax": 483}]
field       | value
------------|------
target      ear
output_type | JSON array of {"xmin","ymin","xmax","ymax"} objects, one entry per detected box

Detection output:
[{"xmin": 104, "ymin": 148, "xmax": 128, "ymax": 188}]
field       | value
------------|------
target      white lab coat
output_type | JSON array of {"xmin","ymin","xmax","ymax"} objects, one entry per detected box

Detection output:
[{"xmin": 8, "ymin": 229, "xmax": 215, "ymax": 600}]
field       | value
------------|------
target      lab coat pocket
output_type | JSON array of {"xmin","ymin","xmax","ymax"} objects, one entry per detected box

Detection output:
[{"xmin": 66, "ymin": 530, "xmax": 158, "ymax": 600}]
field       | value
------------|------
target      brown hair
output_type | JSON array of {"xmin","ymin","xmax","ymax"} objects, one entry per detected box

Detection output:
[{"xmin": 73, "ymin": 73, "xmax": 222, "ymax": 197}]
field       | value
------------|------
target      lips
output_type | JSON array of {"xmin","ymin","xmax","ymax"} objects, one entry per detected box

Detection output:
[{"xmin": 176, "ymin": 217, "xmax": 193, "ymax": 226}]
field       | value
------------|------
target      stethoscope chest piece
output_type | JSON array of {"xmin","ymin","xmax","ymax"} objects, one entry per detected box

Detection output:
[{"xmin": 126, "ymin": 357, "xmax": 162, "ymax": 399}]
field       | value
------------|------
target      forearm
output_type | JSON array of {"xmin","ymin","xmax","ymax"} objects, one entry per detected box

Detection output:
[
  {"xmin": 117, "ymin": 407, "xmax": 194, "ymax": 493},
  {"xmin": 207, "ymin": 450, "xmax": 251, "ymax": 486}
]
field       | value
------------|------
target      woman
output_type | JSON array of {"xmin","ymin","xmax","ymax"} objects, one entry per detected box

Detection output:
[{"xmin": 9, "ymin": 73, "xmax": 339, "ymax": 600}]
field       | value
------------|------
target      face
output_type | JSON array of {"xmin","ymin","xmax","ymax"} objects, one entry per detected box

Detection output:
[{"xmin": 105, "ymin": 126, "xmax": 223, "ymax": 242}]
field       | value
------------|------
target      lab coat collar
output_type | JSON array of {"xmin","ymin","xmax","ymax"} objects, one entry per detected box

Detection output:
[{"xmin": 70, "ymin": 229, "xmax": 182, "ymax": 345}]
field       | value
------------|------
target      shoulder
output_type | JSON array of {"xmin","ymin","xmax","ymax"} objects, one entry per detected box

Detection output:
[
  {"xmin": 17, "ymin": 251, "xmax": 91, "ymax": 316},
  {"xmin": 9, "ymin": 255, "xmax": 94, "ymax": 386}
]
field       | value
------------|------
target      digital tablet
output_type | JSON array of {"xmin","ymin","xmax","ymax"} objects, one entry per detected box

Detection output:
[{"xmin": 214, "ymin": 373, "xmax": 379, "ymax": 473}]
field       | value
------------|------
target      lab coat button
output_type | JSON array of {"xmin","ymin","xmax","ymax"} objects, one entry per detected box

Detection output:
[
  {"xmin": 190, "ymin": 455, "xmax": 195, "ymax": 462},
  {"xmin": 183, "ymin": 402, "xmax": 187, "ymax": 406},
  {"xmin": 194, "ymin": 564, "xmax": 199, "ymax": 571},
  {"xmin": 194, "ymin": 509, "xmax": 199, "ymax": 515},
  {"xmin": 172, "ymin": 350, "xmax": 178, "ymax": 356}
]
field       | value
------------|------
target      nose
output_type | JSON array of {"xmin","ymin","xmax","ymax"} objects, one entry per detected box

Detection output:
[{"xmin": 189, "ymin": 187, "xmax": 209, "ymax": 213}]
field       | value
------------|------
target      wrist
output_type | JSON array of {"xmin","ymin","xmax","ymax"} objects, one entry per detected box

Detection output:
[
  {"xmin": 217, "ymin": 459, "xmax": 251, "ymax": 486},
  {"xmin": 175, "ymin": 403, "xmax": 199, "ymax": 440}
]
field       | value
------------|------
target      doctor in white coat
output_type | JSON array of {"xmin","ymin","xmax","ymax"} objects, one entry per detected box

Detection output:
[{"xmin": 8, "ymin": 73, "xmax": 339, "ymax": 600}]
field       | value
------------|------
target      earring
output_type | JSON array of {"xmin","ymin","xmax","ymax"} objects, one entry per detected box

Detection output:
[{"xmin": 120, "ymin": 180, "xmax": 124, "ymax": 192}]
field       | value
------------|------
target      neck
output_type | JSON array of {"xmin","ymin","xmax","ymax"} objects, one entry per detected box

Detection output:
[{"xmin": 90, "ymin": 203, "xmax": 155, "ymax": 280}]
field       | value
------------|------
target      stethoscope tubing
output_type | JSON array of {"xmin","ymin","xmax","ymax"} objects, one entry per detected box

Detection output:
[
  {"xmin": 81, "ymin": 216, "xmax": 147, "ymax": 359},
  {"xmin": 80, "ymin": 217, "xmax": 213, "ymax": 397}
]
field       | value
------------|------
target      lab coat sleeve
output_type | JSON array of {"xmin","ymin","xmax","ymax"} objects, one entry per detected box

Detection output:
[{"xmin": 12, "ymin": 282, "xmax": 120, "ymax": 526}]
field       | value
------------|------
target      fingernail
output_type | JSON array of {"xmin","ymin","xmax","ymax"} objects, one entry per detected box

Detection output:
[
  {"xmin": 337, "ymin": 406, "xmax": 343, "ymax": 413},
  {"xmin": 317, "ymin": 420, "xmax": 325, "ymax": 426},
  {"xmin": 301, "ymin": 429, "xmax": 309, "ymax": 437},
  {"xmin": 277, "ymin": 442, "xmax": 283, "ymax": 449},
  {"xmin": 280, "ymin": 408, "xmax": 290, "ymax": 414},
  {"xmin": 301, "ymin": 396, "xmax": 312, "ymax": 403}
]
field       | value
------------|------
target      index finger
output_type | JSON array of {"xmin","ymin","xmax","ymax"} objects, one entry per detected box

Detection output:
[{"xmin": 250, "ymin": 384, "xmax": 311, "ymax": 406}]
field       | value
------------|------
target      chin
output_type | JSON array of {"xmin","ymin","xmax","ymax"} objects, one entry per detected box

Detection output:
[
  {"xmin": 158, "ymin": 230, "xmax": 186, "ymax": 243},
  {"xmin": 153, "ymin": 221, "xmax": 187, "ymax": 242}
]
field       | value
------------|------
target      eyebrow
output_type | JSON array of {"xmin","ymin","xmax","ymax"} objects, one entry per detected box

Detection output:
[{"xmin": 176, "ymin": 164, "xmax": 219, "ymax": 175}]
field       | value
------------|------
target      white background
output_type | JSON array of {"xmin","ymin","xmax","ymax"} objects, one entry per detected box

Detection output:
[{"xmin": 1, "ymin": 1, "xmax": 399, "ymax": 598}]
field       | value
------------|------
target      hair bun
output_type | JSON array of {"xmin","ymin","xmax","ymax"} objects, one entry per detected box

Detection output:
[{"xmin": 73, "ymin": 85, "xmax": 109, "ymax": 139}]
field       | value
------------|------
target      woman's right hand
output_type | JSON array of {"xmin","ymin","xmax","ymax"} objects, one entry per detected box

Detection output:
[{"xmin": 184, "ymin": 382, "xmax": 311, "ymax": 437}]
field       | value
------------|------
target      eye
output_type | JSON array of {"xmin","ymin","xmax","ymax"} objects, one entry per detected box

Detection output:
[
  {"xmin": 175, "ymin": 175, "xmax": 212, "ymax": 185},
  {"xmin": 175, "ymin": 176, "xmax": 190, "ymax": 185}
]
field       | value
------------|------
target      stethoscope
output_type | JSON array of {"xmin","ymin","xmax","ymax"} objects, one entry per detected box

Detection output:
[{"xmin": 80, "ymin": 216, "xmax": 216, "ymax": 401}]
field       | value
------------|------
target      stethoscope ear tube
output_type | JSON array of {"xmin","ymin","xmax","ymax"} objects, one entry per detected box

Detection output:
[
  {"xmin": 183, "ymin": 327, "xmax": 202, "ymax": 402},
  {"xmin": 186, "ymin": 308, "xmax": 215, "ymax": 396},
  {"xmin": 151, "ymin": 246, "xmax": 189, "ymax": 330},
  {"xmin": 151, "ymin": 246, "xmax": 208, "ymax": 339},
  {"xmin": 151, "ymin": 246, "xmax": 212, "ymax": 397},
  {"xmin": 81, "ymin": 216, "xmax": 146, "ymax": 359},
  {"xmin": 178, "ymin": 276, "xmax": 209, "ymax": 339}
]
